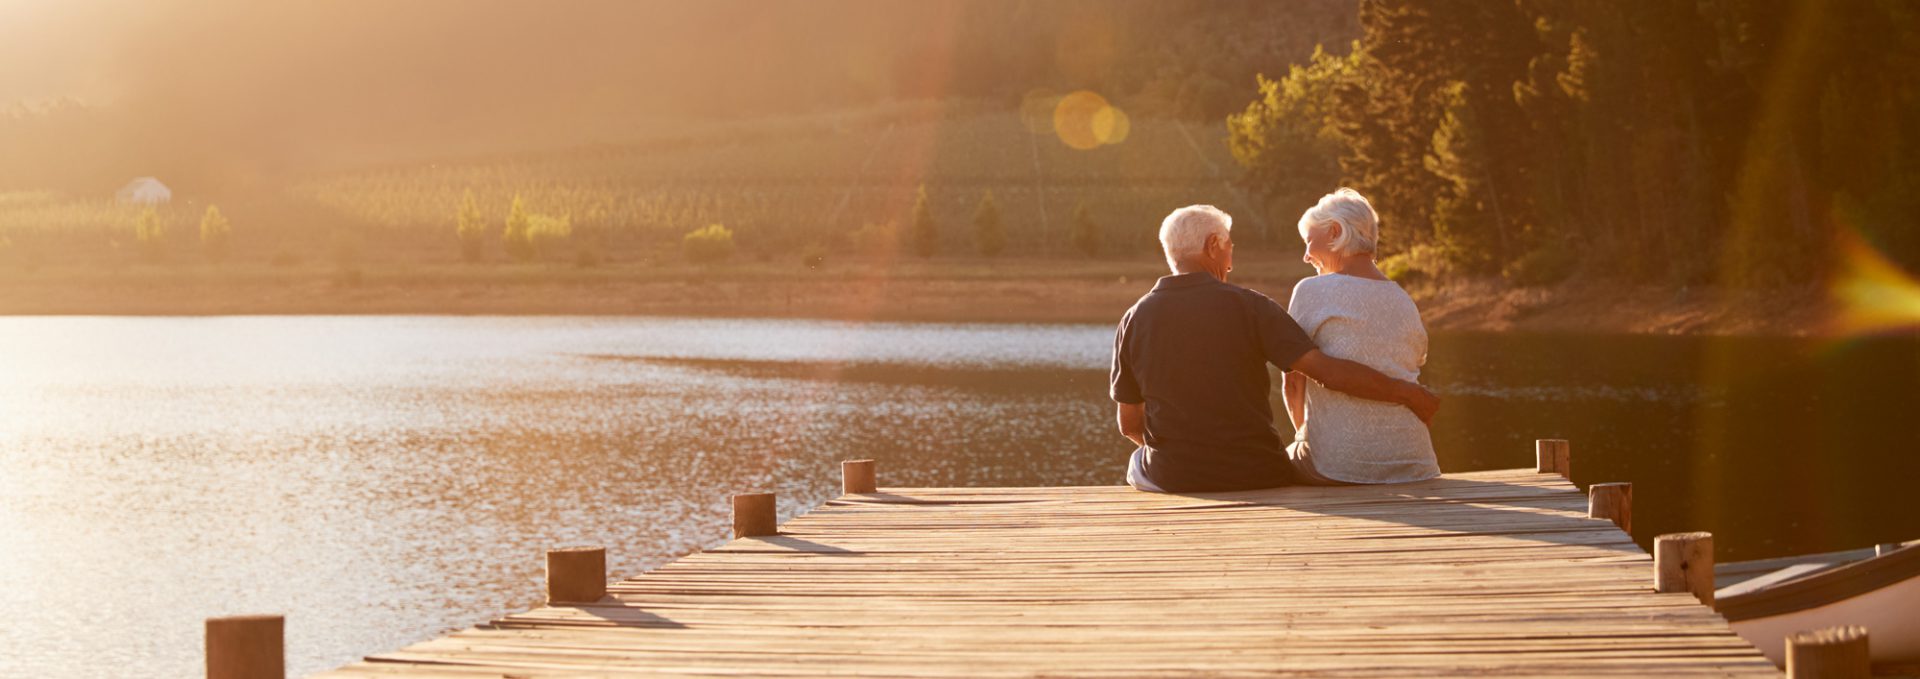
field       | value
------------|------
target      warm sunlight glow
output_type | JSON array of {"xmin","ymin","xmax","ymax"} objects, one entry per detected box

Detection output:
[{"xmin": 1829, "ymin": 228, "xmax": 1920, "ymax": 337}]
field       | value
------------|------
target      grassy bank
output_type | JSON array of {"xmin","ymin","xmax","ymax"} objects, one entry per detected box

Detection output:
[{"xmin": 0, "ymin": 254, "xmax": 1827, "ymax": 336}]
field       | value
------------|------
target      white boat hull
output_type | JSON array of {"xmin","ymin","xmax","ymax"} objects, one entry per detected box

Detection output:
[{"xmin": 1726, "ymin": 570, "xmax": 1920, "ymax": 665}]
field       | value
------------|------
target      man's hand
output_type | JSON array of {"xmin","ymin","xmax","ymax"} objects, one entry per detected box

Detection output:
[
  {"xmin": 1116, "ymin": 401, "xmax": 1147, "ymax": 447},
  {"xmin": 1292, "ymin": 349, "xmax": 1440, "ymax": 425}
]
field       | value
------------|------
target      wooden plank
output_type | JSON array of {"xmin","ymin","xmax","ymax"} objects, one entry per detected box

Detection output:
[{"xmin": 316, "ymin": 469, "xmax": 1779, "ymax": 677}]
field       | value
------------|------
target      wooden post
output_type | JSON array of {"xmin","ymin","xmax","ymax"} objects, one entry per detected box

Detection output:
[
  {"xmin": 1786, "ymin": 625, "xmax": 1870, "ymax": 679},
  {"xmin": 205, "ymin": 614, "xmax": 283, "ymax": 679},
  {"xmin": 1536, "ymin": 437, "xmax": 1566, "ymax": 475},
  {"xmin": 1536, "ymin": 439, "xmax": 1569, "ymax": 477},
  {"xmin": 545, "ymin": 546, "xmax": 607, "ymax": 604},
  {"xmin": 843, "ymin": 459, "xmax": 877, "ymax": 494},
  {"xmin": 1588, "ymin": 482, "xmax": 1632, "ymax": 533},
  {"xmin": 732, "ymin": 492, "xmax": 777, "ymax": 538},
  {"xmin": 1655, "ymin": 531, "xmax": 1715, "ymax": 606}
]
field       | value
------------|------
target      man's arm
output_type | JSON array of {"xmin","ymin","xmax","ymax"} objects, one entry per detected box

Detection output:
[
  {"xmin": 1281, "ymin": 370, "xmax": 1307, "ymax": 432},
  {"xmin": 1291, "ymin": 349, "xmax": 1439, "ymax": 424},
  {"xmin": 1116, "ymin": 402, "xmax": 1146, "ymax": 448}
]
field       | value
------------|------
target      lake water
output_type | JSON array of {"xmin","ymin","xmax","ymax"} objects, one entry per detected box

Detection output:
[{"xmin": 2, "ymin": 316, "xmax": 1915, "ymax": 677}]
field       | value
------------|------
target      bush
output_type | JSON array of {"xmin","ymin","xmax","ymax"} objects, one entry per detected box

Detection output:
[
  {"xmin": 848, "ymin": 221, "xmax": 897, "ymax": 256},
  {"xmin": 501, "ymin": 195, "xmax": 534, "ymax": 262},
  {"xmin": 456, "ymin": 189, "xmax": 486, "ymax": 262},
  {"xmin": 574, "ymin": 247, "xmax": 603, "ymax": 268},
  {"xmin": 330, "ymin": 228, "xmax": 366, "ymax": 286},
  {"xmin": 1070, "ymin": 201, "xmax": 1100, "ymax": 256},
  {"xmin": 1378, "ymin": 245, "xmax": 1448, "ymax": 286},
  {"xmin": 682, "ymin": 223, "xmax": 735, "ymax": 264},
  {"xmin": 799, "ymin": 242, "xmax": 827, "ymax": 269},
  {"xmin": 330, "ymin": 228, "xmax": 364, "ymax": 269},
  {"xmin": 910, "ymin": 184, "xmax": 937, "ymax": 258},
  {"xmin": 1503, "ymin": 240, "xmax": 1579, "ymax": 287},
  {"xmin": 973, "ymin": 190, "xmax": 1004, "ymax": 256},
  {"xmin": 200, "ymin": 205, "xmax": 232, "ymax": 263},
  {"xmin": 528, "ymin": 213, "xmax": 571, "ymax": 260},
  {"xmin": 134, "ymin": 207, "xmax": 167, "ymax": 262}
]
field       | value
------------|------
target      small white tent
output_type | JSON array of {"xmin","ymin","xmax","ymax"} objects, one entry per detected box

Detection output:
[{"xmin": 115, "ymin": 177, "xmax": 172, "ymax": 205}]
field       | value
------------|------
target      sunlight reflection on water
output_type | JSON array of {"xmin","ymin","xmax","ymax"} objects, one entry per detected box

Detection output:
[
  {"xmin": 0, "ymin": 316, "xmax": 1114, "ymax": 677},
  {"xmin": 1, "ymin": 316, "xmax": 1914, "ymax": 677}
]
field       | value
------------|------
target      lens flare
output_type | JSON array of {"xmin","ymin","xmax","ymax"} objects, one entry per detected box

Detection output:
[
  {"xmin": 1093, "ymin": 106, "xmax": 1130, "ymax": 145},
  {"xmin": 1052, "ymin": 90, "xmax": 1129, "ymax": 151},
  {"xmin": 1828, "ymin": 228, "xmax": 1920, "ymax": 337}
]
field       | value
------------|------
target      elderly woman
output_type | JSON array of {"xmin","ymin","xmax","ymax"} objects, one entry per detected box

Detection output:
[{"xmin": 1282, "ymin": 188, "xmax": 1440, "ymax": 485}]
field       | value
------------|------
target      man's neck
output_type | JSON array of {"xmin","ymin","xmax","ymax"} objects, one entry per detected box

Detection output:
[{"xmin": 1171, "ymin": 263, "xmax": 1224, "ymax": 281}]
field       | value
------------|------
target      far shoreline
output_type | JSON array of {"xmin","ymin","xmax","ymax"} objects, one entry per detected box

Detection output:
[{"xmin": 0, "ymin": 258, "xmax": 1830, "ymax": 337}]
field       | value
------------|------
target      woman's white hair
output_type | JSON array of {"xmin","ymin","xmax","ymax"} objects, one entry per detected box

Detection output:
[
  {"xmin": 1297, "ymin": 187, "xmax": 1380, "ymax": 255},
  {"xmin": 1159, "ymin": 204, "xmax": 1231, "ymax": 271}
]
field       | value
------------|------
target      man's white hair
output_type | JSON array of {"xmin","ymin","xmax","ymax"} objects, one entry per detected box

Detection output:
[
  {"xmin": 1159, "ymin": 204, "xmax": 1231, "ymax": 271},
  {"xmin": 1297, "ymin": 187, "xmax": 1380, "ymax": 255}
]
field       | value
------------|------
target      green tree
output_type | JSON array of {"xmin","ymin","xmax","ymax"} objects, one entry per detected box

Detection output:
[
  {"xmin": 1423, "ymin": 81, "xmax": 1497, "ymax": 273},
  {"xmin": 528, "ymin": 212, "xmax": 572, "ymax": 260},
  {"xmin": 1070, "ymin": 201, "xmax": 1100, "ymax": 257},
  {"xmin": 972, "ymin": 190, "xmax": 1005, "ymax": 256},
  {"xmin": 910, "ymin": 184, "xmax": 937, "ymax": 258},
  {"xmin": 849, "ymin": 221, "xmax": 898, "ymax": 256},
  {"xmin": 456, "ymin": 189, "xmax": 486, "ymax": 262},
  {"xmin": 199, "ymin": 205, "xmax": 231, "ymax": 263},
  {"xmin": 501, "ymin": 195, "xmax": 534, "ymax": 262},
  {"xmin": 1227, "ymin": 45, "xmax": 1358, "ymax": 245},
  {"xmin": 134, "ymin": 206, "xmax": 166, "ymax": 262},
  {"xmin": 683, "ymin": 223, "xmax": 735, "ymax": 264}
]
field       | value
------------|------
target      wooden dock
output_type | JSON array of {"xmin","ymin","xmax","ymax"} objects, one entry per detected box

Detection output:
[{"xmin": 311, "ymin": 467, "xmax": 1781, "ymax": 677}]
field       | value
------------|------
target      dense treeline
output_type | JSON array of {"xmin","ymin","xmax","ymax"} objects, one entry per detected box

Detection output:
[{"xmin": 1231, "ymin": 0, "xmax": 1920, "ymax": 286}]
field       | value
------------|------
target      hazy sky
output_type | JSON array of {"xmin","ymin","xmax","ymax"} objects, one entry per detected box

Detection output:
[
  {"xmin": 0, "ymin": 0, "xmax": 1352, "ymax": 189},
  {"xmin": 0, "ymin": 0, "xmax": 130, "ymax": 105}
]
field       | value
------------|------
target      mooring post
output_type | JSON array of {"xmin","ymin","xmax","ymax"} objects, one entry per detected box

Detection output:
[
  {"xmin": 1786, "ymin": 625, "xmax": 1870, "ymax": 679},
  {"xmin": 1588, "ymin": 482, "xmax": 1632, "ymax": 533},
  {"xmin": 1654, "ymin": 531, "xmax": 1715, "ymax": 606},
  {"xmin": 1536, "ymin": 439, "xmax": 1569, "ymax": 478},
  {"xmin": 205, "ymin": 614, "xmax": 283, "ymax": 679},
  {"xmin": 843, "ymin": 459, "xmax": 877, "ymax": 494},
  {"xmin": 732, "ymin": 492, "xmax": 777, "ymax": 538},
  {"xmin": 545, "ymin": 546, "xmax": 607, "ymax": 604}
]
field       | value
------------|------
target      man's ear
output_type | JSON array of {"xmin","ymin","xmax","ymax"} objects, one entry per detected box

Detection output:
[{"xmin": 1205, "ymin": 233, "xmax": 1222, "ymax": 257}]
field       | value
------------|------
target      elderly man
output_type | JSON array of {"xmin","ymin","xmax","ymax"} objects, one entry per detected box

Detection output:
[{"xmin": 1111, "ymin": 205, "xmax": 1439, "ymax": 492}]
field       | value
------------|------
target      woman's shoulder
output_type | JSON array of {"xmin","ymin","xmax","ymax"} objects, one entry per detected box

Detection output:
[{"xmin": 1295, "ymin": 272, "xmax": 1403, "ymax": 297}]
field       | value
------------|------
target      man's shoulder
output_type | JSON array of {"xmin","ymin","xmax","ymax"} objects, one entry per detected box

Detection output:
[
  {"xmin": 1130, "ymin": 278, "xmax": 1282, "ymax": 311},
  {"xmin": 1224, "ymin": 281, "xmax": 1287, "ymax": 312}
]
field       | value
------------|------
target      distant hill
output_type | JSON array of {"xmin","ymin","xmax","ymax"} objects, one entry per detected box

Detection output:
[{"xmin": 292, "ymin": 100, "xmax": 1272, "ymax": 257}]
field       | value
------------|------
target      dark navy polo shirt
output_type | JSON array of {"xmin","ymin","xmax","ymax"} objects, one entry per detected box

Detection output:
[{"xmin": 1109, "ymin": 272, "xmax": 1318, "ymax": 492}]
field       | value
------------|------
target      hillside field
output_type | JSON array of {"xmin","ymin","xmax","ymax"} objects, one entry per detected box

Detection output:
[{"xmin": 0, "ymin": 100, "xmax": 1289, "ymax": 272}]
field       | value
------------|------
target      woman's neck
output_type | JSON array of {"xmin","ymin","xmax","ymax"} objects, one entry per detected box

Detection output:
[{"xmin": 1321, "ymin": 254, "xmax": 1387, "ymax": 280}]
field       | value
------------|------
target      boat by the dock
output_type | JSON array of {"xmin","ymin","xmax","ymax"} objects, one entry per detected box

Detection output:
[{"xmin": 1715, "ymin": 540, "xmax": 1920, "ymax": 666}]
